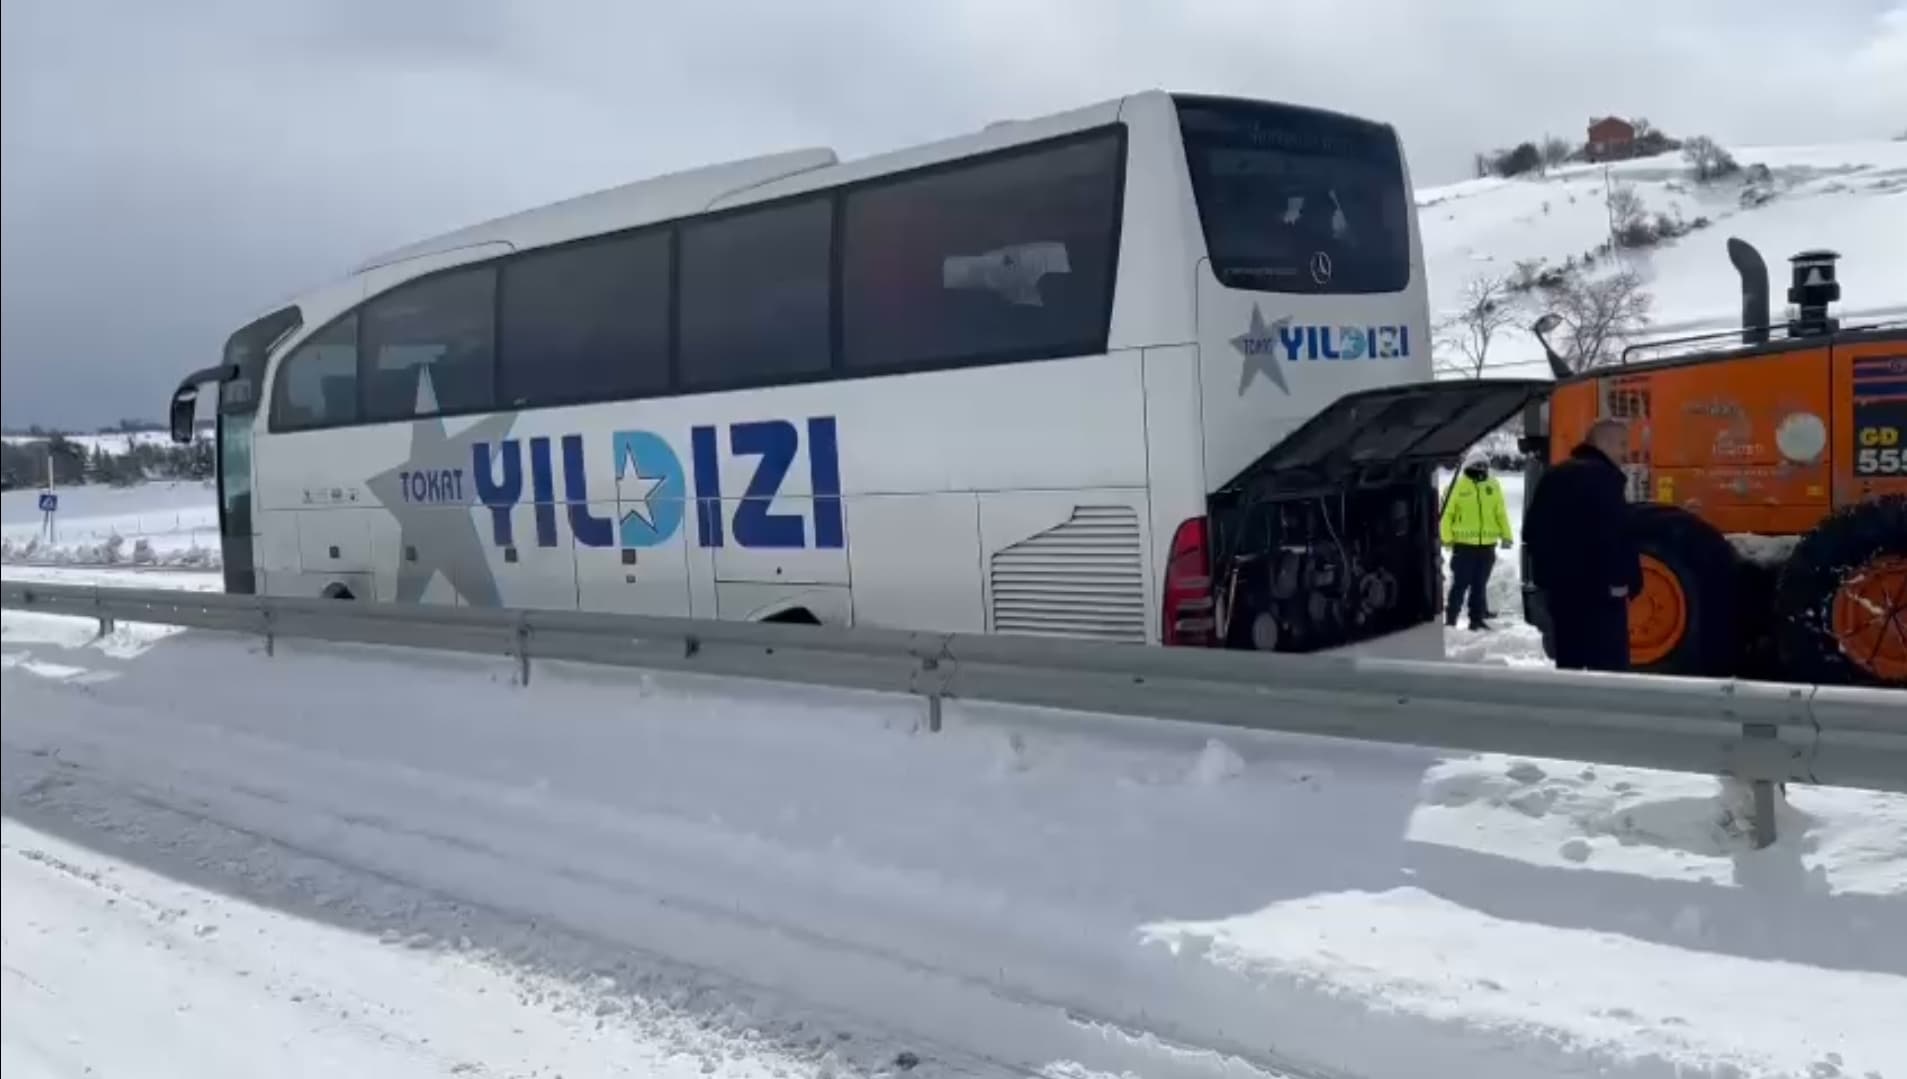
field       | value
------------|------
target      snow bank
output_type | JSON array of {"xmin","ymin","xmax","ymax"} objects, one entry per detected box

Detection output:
[
  {"xmin": 1411, "ymin": 754, "xmax": 1907, "ymax": 898},
  {"xmin": 0, "ymin": 564, "xmax": 224, "ymax": 592},
  {"xmin": 3, "ymin": 609, "xmax": 1900, "ymax": 1079},
  {"xmin": 0, "ymin": 532, "xmax": 220, "ymax": 568},
  {"xmin": 1144, "ymin": 886, "xmax": 1899, "ymax": 1079}
]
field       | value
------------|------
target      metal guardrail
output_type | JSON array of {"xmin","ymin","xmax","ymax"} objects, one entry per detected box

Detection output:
[
  {"xmin": 4, "ymin": 581, "xmax": 1903, "ymax": 845},
  {"xmin": 0, "ymin": 560, "xmax": 218, "ymax": 575}
]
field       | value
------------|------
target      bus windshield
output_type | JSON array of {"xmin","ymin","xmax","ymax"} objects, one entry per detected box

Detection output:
[{"xmin": 1176, "ymin": 96, "xmax": 1409, "ymax": 296}]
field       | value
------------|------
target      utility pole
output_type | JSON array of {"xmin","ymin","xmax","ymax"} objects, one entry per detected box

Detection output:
[{"xmin": 1602, "ymin": 161, "xmax": 1618, "ymax": 253}]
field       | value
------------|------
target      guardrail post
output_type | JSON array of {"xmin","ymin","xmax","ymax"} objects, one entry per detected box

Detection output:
[
  {"xmin": 1743, "ymin": 722, "xmax": 1780, "ymax": 849},
  {"xmin": 513, "ymin": 613, "xmax": 532, "ymax": 686},
  {"xmin": 94, "ymin": 594, "xmax": 115, "ymax": 639},
  {"xmin": 261, "ymin": 606, "xmax": 276, "ymax": 657},
  {"xmin": 1751, "ymin": 780, "xmax": 1779, "ymax": 850},
  {"xmin": 920, "ymin": 656, "xmax": 943, "ymax": 733}
]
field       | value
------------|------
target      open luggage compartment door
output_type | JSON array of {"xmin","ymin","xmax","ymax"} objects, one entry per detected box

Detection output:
[{"xmin": 1218, "ymin": 378, "xmax": 1551, "ymax": 498}]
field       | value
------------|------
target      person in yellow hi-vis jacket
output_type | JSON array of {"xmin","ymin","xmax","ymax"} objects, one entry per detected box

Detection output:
[{"xmin": 1441, "ymin": 450, "xmax": 1515, "ymax": 631}]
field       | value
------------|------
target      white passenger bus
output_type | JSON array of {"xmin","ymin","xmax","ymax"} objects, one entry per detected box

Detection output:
[{"xmin": 171, "ymin": 90, "xmax": 1537, "ymax": 657}]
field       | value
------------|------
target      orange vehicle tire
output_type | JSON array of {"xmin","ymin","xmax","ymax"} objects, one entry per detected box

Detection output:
[
  {"xmin": 1626, "ymin": 505, "xmax": 1741, "ymax": 677},
  {"xmin": 1775, "ymin": 495, "xmax": 1907, "ymax": 687}
]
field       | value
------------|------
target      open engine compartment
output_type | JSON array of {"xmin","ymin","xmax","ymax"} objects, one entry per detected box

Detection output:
[
  {"xmin": 1210, "ymin": 478, "xmax": 1438, "ymax": 652},
  {"xmin": 1203, "ymin": 378, "xmax": 1548, "ymax": 654}
]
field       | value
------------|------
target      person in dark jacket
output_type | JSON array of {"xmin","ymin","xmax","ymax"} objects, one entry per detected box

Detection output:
[{"xmin": 1523, "ymin": 418, "xmax": 1643, "ymax": 671}]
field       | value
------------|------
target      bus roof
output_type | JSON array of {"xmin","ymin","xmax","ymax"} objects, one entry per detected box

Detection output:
[
  {"xmin": 353, "ymin": 147, "xmax": 839, "ymax": 274},
  {"xmin": 353, "ymin": 92, "xmax": 1148, "ymax": 275}
]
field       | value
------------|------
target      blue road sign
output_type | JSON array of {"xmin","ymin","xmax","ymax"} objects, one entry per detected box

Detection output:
[{"xmin": 38, "ymin": 492, "xmax": 58, "ymax": 513}]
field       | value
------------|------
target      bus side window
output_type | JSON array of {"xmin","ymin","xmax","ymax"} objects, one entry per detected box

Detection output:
[
  {"xmin": 678, "ymin": 197, "xmax": 833, "ymax": 392},
  {"xmin": 498, "ymin": 230, "xmax": 671, "ymax": 409},
  {"xmin": 361, "ymin": 266, "xmax": 497, "ymax": 420},
  {"xmin": 271, "ymin": 315, "xmax": 359, "ymax": 431},
  {"xmin": 840, "ymin": 131, "xmax": 1122, "ymax": 373}
]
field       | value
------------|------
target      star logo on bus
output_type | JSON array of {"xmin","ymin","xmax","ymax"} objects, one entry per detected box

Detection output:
[
  {"xmin": 619, "ymin": 466, "xmax": 665, "ymax": 529},
  {"xmin": 612, "ymin": 429, "xmax": 686, "ymax": 547},
  {"xmin": 365, "ymin": 367, "xmax": 516, "ymax": 607},
  {"xmin": 1233, "ymin": 305, "xmax": 1293, "ymax": 396}
]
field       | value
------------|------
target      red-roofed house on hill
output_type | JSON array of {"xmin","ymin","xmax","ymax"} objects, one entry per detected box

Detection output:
[{"xmin": 1586, "ymin": 117, "xmax": 1637, "ymax": 162}]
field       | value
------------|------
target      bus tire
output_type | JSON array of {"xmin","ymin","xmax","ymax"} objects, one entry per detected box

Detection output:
[
  {"xmin": 1626, "ymin": 505, "xmax": 1739, "ymax": 677},
  {"xmin": 1774, "ymin": 495, "xmax": 1907, "ymax": 687},
  {"xmin": 321, "ymin": 583, "xmax": 355, "ymax": 600}
]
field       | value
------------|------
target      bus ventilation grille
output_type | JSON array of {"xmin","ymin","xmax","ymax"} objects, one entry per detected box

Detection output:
[{"xmin": 988, "ymin": 505, "xmax": 1147, "ymax": 642}]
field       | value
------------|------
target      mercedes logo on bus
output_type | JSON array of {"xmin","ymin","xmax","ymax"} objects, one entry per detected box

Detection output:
[{"xmin": 1309, "ymin": 250, "xmax": 1334, "ymax": 285}]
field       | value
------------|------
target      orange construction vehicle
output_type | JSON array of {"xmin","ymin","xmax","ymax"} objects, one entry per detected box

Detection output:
[{"xmin": 1522, "ymin": 240, "xmax": 1906, "ymax": 686}]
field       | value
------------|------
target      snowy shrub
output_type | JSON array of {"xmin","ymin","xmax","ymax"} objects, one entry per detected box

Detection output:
[
  {"xmin": 1682, "ymin": 136, "xmax": 1740, "ymax": 183},
  {"xmin": 1494, "ymin": 142, "xmax": 1543, "ymax": 177},
  {"xmin": 1508, "ymin": 258, "xmax": 1547, "ymax": 292}
]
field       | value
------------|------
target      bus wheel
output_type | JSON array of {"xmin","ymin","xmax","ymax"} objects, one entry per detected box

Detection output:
[
  {"xmin": 322, "ymin": 583, "xmax": 355, "ymax": 600},
  {"xmin": 1627, "ymin": 505, "xmax": 1739, "ymax": 676},
  {"xmin": 1775, "ymin": 495, "xmax": 1907, "ymax": 686}
]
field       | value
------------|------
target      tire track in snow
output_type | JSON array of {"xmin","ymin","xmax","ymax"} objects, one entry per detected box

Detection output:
[{"xmin": 5, "ymin": 736, "xmax": 1324, "ymax": 1079}]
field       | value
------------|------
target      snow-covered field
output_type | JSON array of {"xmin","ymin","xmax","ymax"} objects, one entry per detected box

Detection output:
[
  {"xmin": 0, "ymin": 481, "xmax": 219, "ymax": 568},
  {"xmin": 4, "ymin": 599, "xmax": 1904, "ymax": 1078},
  {"xmin": 1421, "ymin": 138, "xmax": 1907, "ymax": 376}
]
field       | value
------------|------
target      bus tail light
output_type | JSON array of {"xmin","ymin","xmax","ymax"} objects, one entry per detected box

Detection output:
[{"xmin": 1163, "ymin": 516, "xmax": 1216, "ymax": 647}]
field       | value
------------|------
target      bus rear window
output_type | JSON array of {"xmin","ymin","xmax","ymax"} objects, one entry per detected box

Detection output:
[{"xmin": 1176, "ymin": 96, "xmax": 1409, "ymax": 295}]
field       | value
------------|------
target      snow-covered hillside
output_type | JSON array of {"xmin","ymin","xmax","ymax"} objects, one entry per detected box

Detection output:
[{"xmin": 1420, "ymin": 139, "xmax": 1907, "ymax": 377}]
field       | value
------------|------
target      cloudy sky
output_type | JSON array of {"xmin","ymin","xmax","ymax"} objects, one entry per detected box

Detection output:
[{"xmin": 3, "ymin": 0, "xmax": 1903, "ymax": 429}]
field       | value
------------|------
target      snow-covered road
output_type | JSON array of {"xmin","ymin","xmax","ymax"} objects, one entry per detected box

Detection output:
[
  {"xmin": 0, "ymin": 818, "xmax": 832, "ymax": 1079},
  {"xmin": 4, "ymin": 601, "xmax": 1903, "ymax": 1079}
]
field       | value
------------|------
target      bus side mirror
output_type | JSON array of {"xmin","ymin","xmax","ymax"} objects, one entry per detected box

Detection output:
[
  {"xmin": 170, "ymin": 386, "xmax": 199, "ymax": 445},
  {"xmin": 1530, "ymin": 313, "xmax": 1571, "ymax": 381}
]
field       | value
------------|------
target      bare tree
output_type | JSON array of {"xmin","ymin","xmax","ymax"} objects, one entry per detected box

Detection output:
[
  {"xmin": 1681, "ymin": 135, "xmax": 1740, "ymax": 183},
  {"xmin": 1436, "ymin": 273, "xmax": 1521, "ymax": 378},
  {"xmin": 1551, "ymin": 270, "xmax": 1653, "ymax": 371},
  {"xmin": 1606, "ymin": 183, "xmax": 1655, "ymax": 247},
  {"xmin": 1541, "ymin": 136, "xmax": 1574, "ymax": 168},
  {"xmin": 1607, "ymin": 184, "xmax": 1645, "ymax": 229}
]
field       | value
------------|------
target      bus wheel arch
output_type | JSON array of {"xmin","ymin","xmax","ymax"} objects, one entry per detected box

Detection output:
[
  {"xmin": 1626, "ymin": 505, "xmax": 1739, "ymax": 676},
  {"xmin": 1775, "ymin": 494, "xmax": 1907, "ymax": 686},
  {"xmin": 321, "ymin": 582, "xmax": 356, "ymax": 600},
  {"xmin": 759, "ymin": 606, "xmax": 822, "ymax": 626}
]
